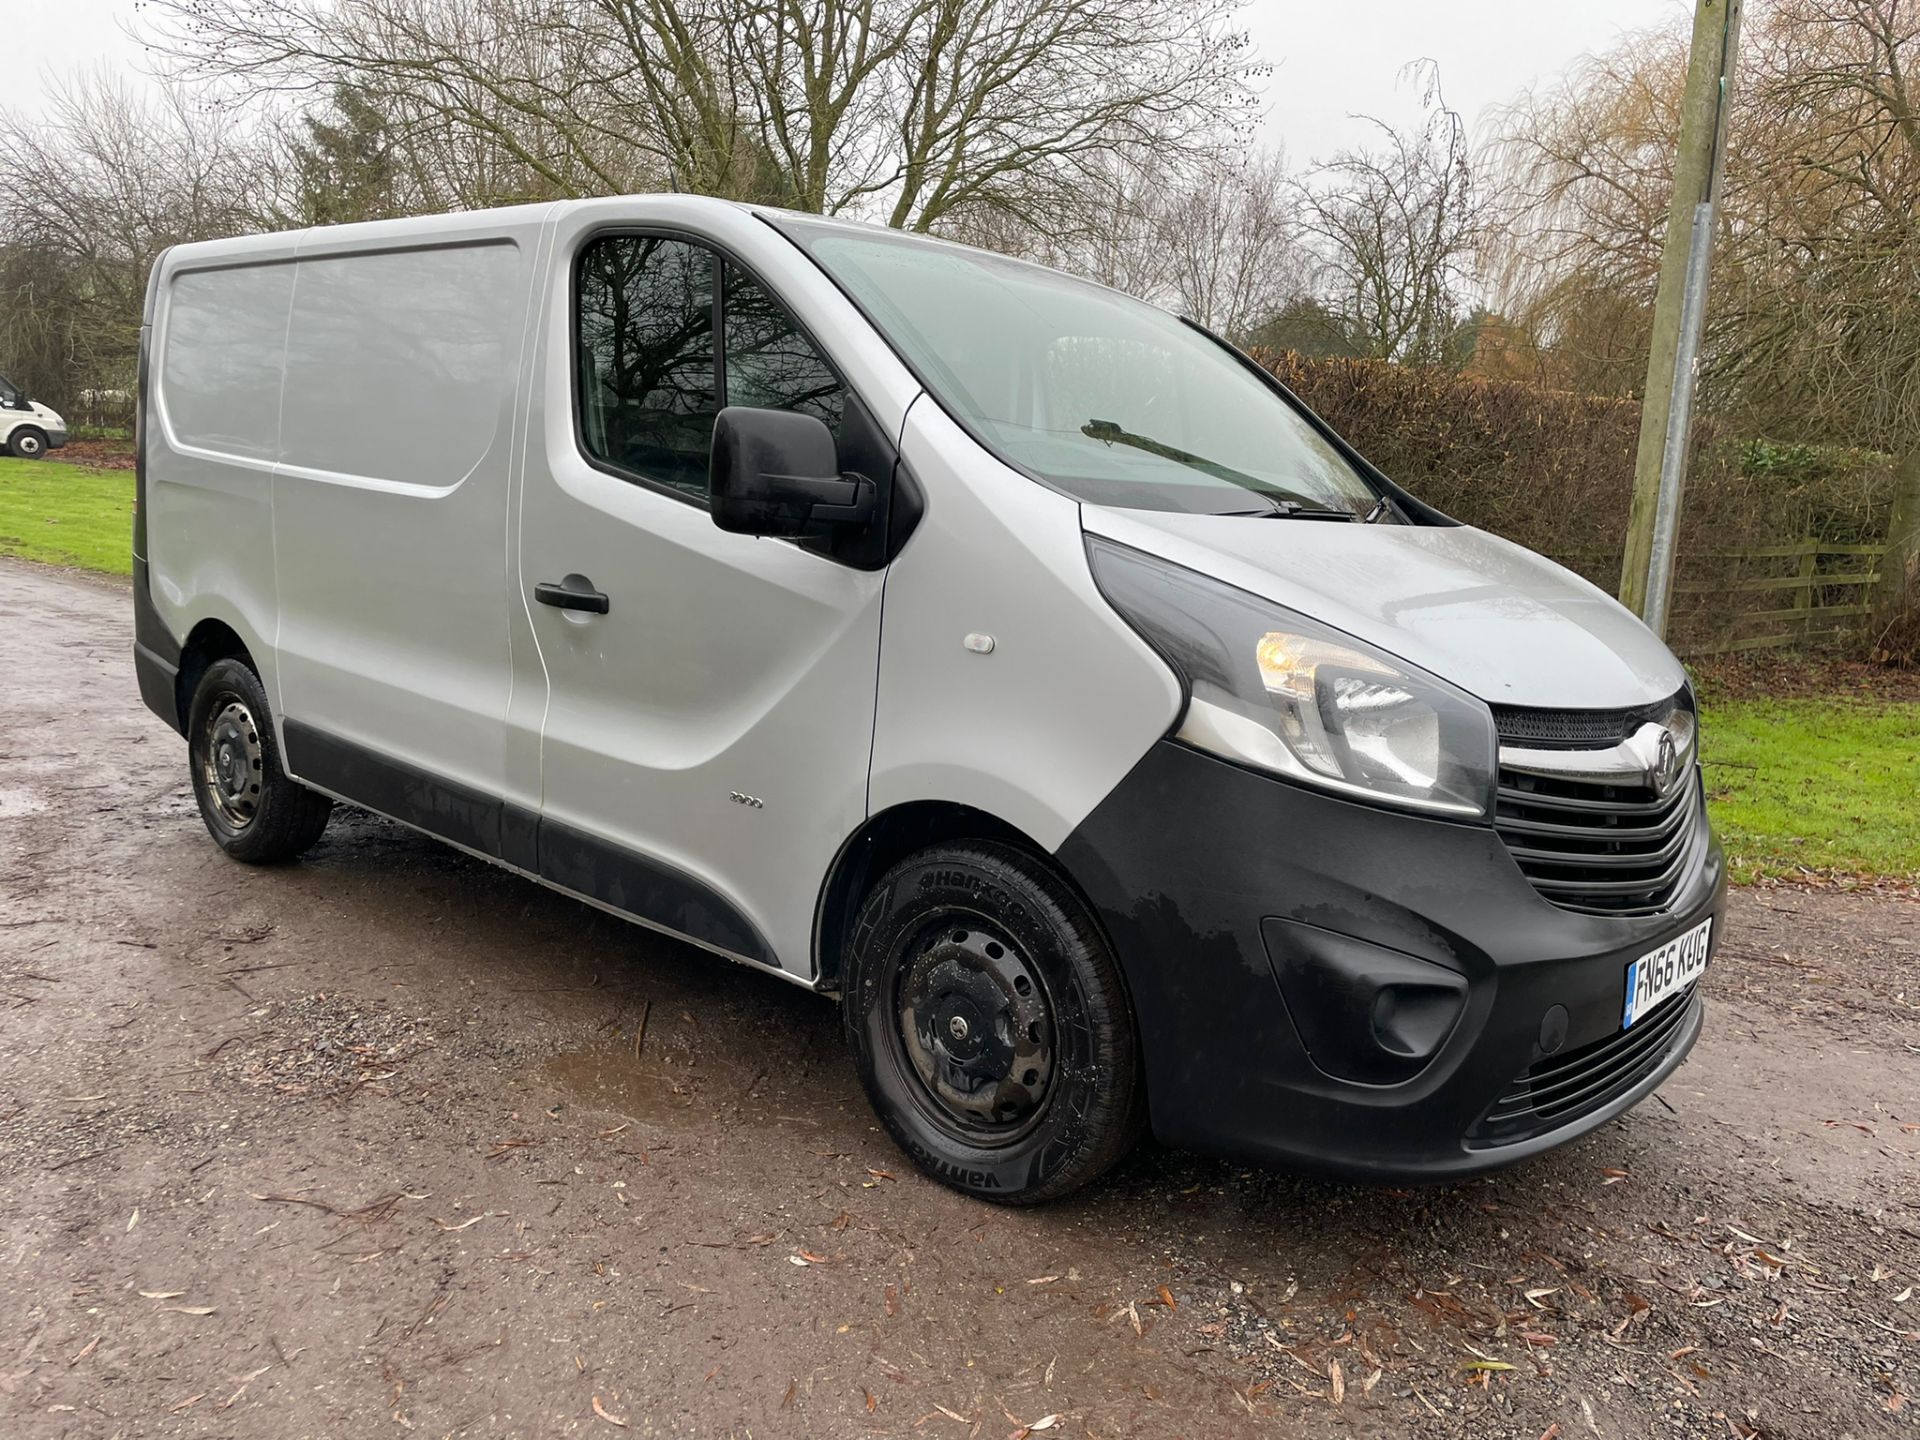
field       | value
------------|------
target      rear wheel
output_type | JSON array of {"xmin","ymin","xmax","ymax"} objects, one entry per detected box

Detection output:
[
  {"xmin": 187, "ymin": 658, "xmax": 332, "ymax": 863},
  {"xmin": 843, "ymin": 841, "xmax": 1144, "ymax": 1204},
  {"xmin": 8, "ymin": 427, "xmax": 47, "ymax": 459}
]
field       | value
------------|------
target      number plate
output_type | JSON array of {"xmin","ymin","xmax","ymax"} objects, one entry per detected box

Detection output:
[{"xmin": 1623, "ymin": 917, "xmax": 1712, "ymax": 1029}]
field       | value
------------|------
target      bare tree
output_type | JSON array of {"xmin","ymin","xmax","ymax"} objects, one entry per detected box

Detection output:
[
  {"xmin": 0, "ymin": 73, "xmax": 276, "ymax": 411},
  {"xmin": 1297, "ymin": 63, "xmax": 1485, "ymax": 366},
  {"xmin": 1493, "ymin": 0, "xmax": 1920, "ymax": 446},
  {"xmin": 1155, "ymin": 145, "xmax": 1298, "ymax": 335},
  {"xmin": 146, "ymin": 0, "xmax": 1260, "ymax": 228}
]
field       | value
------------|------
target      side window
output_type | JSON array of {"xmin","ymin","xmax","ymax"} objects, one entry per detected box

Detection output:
[
  {"xmin": 723, "ymin": 263, "xmax": 845, "ymax": 432},
  {"xmin": 576, "ymin": 236, "xmax": 718, "ymax": 499}
]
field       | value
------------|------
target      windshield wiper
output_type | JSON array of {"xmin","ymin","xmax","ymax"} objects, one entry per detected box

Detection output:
[{"xmin": 1081, "ymin": 419, "xmax": 1364, "ymax": 519}]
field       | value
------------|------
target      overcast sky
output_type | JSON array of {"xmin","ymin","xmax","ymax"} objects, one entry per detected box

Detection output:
[{"xmin": 10, "ymin": 0, "xmax": 1689, "ymax": 165}]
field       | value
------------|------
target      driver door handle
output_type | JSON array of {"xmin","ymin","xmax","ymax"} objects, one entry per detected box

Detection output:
[{"xmin": 534, "ymin": 578, "xmax": 610, "ymax": 615}]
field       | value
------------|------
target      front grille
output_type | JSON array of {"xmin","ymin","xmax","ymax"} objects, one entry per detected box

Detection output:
[
  {"xmin": 1492, "ymin": 697, "xmax": 1676, "ymax": 750},
  {"xmin": 1468, "ymin": 986, "xmax": 1698, "ymax": 1146},
  {"xmin": 1495, "ymin": 765, "xmax": 1703, "ymax": 917}
]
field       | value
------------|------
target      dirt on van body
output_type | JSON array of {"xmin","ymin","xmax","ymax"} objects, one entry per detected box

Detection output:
[{"xmin": 1, "ymin": 555, "xmax": 1916, "ymax": 1439}]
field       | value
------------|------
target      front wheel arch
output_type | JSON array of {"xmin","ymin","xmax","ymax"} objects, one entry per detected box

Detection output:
[{"xmin": 814, "ymin": 801, "xmax": 1049, "ymax": 995}]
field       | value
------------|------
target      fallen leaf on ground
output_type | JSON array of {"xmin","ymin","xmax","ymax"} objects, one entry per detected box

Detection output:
[
  {"xmin": 165, "ymin": 1306, "xmax": 216, "ymax": 1316},
  {"xmin": 433, "ymin": 1215, "xmax": 484, "ymax": 1232},
  {"xmin": 591, "ymin": 1395, "xmax": 628, "ymax": 1427},
  {"xmin": 139, "ymin": 1290, "xmax": 185, "ymax": 1300}
]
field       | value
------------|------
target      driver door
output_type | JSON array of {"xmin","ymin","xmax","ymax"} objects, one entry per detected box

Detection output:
[{"xmin": 515, "ymin": 221, "xmax": 887, "ymax": 978}]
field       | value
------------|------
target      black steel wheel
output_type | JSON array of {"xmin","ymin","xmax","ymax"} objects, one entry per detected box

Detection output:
[
  {"xmin": 844, "ymin": 841, "xmax": 1144, "ymax": 1203},
  {"xmin": 187, "ymin": 658, "xmax": 333, "ymax": 864},
  {"xmin": 8, "ymin": 427, "xmax": 47, "ymax": 459}
]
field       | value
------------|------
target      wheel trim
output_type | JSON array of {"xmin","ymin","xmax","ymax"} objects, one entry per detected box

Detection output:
[
  {"xmin": 894, "ymin": 915, "xmax": 1057, "ymax": 1145},
  {"xmin": 199, "ymin": 697, "xmax": 265, "ymax": 830}
]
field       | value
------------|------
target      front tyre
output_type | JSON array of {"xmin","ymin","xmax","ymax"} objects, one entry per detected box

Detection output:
[
  {"xmin": 187, "ymin": 658, "xmax": 332, "ymax": 864},
  {"xmin": 8, "ymin": 427, "xmax": 47, "ymax": 459},
  {"xmin": 844, "ymin": 841, "xmax": 1144, "ymax": 1204}
]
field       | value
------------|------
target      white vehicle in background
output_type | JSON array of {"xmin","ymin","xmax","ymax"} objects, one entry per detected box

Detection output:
[
  {"xmin": 0, "ymin": 373, "xmax": 69, "ymax": 459},
  {"xmin": 131, "ymin": 197, "xmax": 1723, "ymax": 1203}
]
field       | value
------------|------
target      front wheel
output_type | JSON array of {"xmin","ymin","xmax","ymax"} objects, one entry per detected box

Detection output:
[
  {"xmin": 843, "ymin": 841, "xmax": 1145, "ymax": 1204},
  {"xmin": 187, "ymin": 658, "xmax": 333, "ymax": 863},
  {"xmin": 8, "ymin": 427, "xmax": 47, "ymax": 459}
]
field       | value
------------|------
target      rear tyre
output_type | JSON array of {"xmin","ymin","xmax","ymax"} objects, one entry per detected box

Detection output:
[
  {"xmin": 843, "ymin": 841, "xmax": 1145, "ymax": 1204},
  {"xmin": 187, "ymin": 658, "xmax": 332, "ymax": 864},
  {"xmin": 8, "ymin": 427, "xmax": 47, "ymax": 459}
]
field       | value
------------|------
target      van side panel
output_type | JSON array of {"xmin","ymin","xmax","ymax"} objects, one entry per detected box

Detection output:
[
  {"xmin": 148, "ymin": 256, "xmax": 298, "ymax": 699},
  {"xmin": 868, "ymin": 399, "xmax": 1182, "ymax": 850},
  {"xmin": 271, "ymin": 235, "xmax": 538, "ymax": 815}
]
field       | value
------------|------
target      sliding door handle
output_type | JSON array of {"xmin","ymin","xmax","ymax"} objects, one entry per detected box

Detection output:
[{"xmin": 534, "ymin": 577, "xmax": 610, "ymax": 615}]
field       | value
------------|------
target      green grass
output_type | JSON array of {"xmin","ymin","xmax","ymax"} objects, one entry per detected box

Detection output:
[
  {"xmin": 0, "ymin": 457, "xmax": 133, "ymax": 575},
  {"xmin": 1700, "ymin": 696, "xmax": 1920, "ymax": 883}
]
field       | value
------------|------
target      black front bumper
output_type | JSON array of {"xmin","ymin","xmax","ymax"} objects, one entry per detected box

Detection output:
[{"xmin": 1055, "ymin": 741, "xmax": 1724, "ymax": 1181}]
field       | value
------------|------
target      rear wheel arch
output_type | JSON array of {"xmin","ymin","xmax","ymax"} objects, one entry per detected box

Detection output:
[{"xmin": 174, "ymin": 619, "xmax": 255, "ymax": 733}]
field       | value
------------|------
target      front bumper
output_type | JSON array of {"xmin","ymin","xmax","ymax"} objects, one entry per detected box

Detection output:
[
  {"xmin": 45, "ymin": 427, "xmax": 69, "ymax": 451},
  {"xmin": 1055, "ymin": 741, "xmax": 1724, "ymax": 1181}
]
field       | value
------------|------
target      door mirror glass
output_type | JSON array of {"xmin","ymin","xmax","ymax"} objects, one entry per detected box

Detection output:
[{"xmin": 710, "ymin": 406, "xmax": 873, "ymax": 537}]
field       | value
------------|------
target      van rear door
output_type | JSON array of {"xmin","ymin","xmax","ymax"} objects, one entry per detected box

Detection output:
[{"xmin": 516, "ymin": 215, "xmax": 890, "ymax": 978}]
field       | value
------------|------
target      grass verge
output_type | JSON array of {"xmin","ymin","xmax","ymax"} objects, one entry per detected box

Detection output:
[
  {"xmin": 1699, "ymin": 695, "xmax": 1920, "ymax": 885},
  {"xmin": 0, "ymin": 457, "xmax": 133, "ymax": 575}
]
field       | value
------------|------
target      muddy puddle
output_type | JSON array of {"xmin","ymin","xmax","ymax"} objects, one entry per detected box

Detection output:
[{"xmin": 535, "ymin": 1041, "xmax": 749, "ymax": 1129}]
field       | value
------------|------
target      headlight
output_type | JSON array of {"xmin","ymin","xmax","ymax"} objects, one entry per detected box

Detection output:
[{"xmin": 1088, "ymin": 538, "xmax": 1497, "ymax": 818}]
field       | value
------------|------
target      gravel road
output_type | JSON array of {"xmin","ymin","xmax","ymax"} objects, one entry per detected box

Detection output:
[{"xmin": 2, "ymin": 556, "xmax": 1916, "ymax": 1439}]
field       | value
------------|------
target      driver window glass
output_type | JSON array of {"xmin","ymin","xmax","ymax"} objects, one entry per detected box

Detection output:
[
  {"xmin": 722, "ymin": 263, "xmax": 845, "ymax": 433},
  {"xmin": 576, "ymin": 236, "xmax": 718, "ymax": 500}
]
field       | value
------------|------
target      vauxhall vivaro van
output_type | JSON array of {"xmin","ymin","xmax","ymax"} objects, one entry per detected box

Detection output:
[{"xmin": 132, "ymin": 197, "xmax": 1722, "ymax": 1202}]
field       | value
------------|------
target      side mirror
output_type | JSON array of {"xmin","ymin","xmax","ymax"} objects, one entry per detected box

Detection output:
[{"xmin": 710, "ymin": 406, "xmax": 874, "ymax": 537}]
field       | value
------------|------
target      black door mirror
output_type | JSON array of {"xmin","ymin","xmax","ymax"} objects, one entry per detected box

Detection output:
[{"xmin": 710, "ymin": 406, "xmax": 875, "ymax": 537}]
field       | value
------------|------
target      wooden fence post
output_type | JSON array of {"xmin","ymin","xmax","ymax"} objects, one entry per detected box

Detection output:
[
  {"xmin": 1794, "ymin": 540, "xmax": 1817, "ymax": 638},
  {"xmin": 1874, "ymin": 449, "xmax": 1920, "ymax": 631}
]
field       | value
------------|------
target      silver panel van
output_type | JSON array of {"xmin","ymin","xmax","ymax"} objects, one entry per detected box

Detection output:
[{"xmin": 132, "ymin": 197, "xmax": 1722, "ymax": 1202}]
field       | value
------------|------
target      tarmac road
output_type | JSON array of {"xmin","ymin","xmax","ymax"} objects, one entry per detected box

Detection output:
[{"xmin": 2, "ymin": 556, "xmax": 1916, "ymax": 1438}]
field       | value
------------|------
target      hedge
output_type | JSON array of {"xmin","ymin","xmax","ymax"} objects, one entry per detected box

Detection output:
[{"xmin": 1257, "ymin": 352, "xmax": 1901, "ymax": 651}]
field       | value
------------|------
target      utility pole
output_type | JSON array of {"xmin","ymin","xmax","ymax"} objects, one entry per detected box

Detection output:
[{"xmin": 1619, "ymin": 0, "xmax": 1743, "ymax": 635}]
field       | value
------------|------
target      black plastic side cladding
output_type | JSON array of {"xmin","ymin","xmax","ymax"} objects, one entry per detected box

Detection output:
[{"xmin": 282, "ymin": 720, "xmax": 777, "ymax": 969}]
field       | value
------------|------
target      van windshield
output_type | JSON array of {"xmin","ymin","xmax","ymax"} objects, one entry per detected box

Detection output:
[{"xmin": 773, "ymin": 218, "xmax": 1381, "ymax": 518}]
